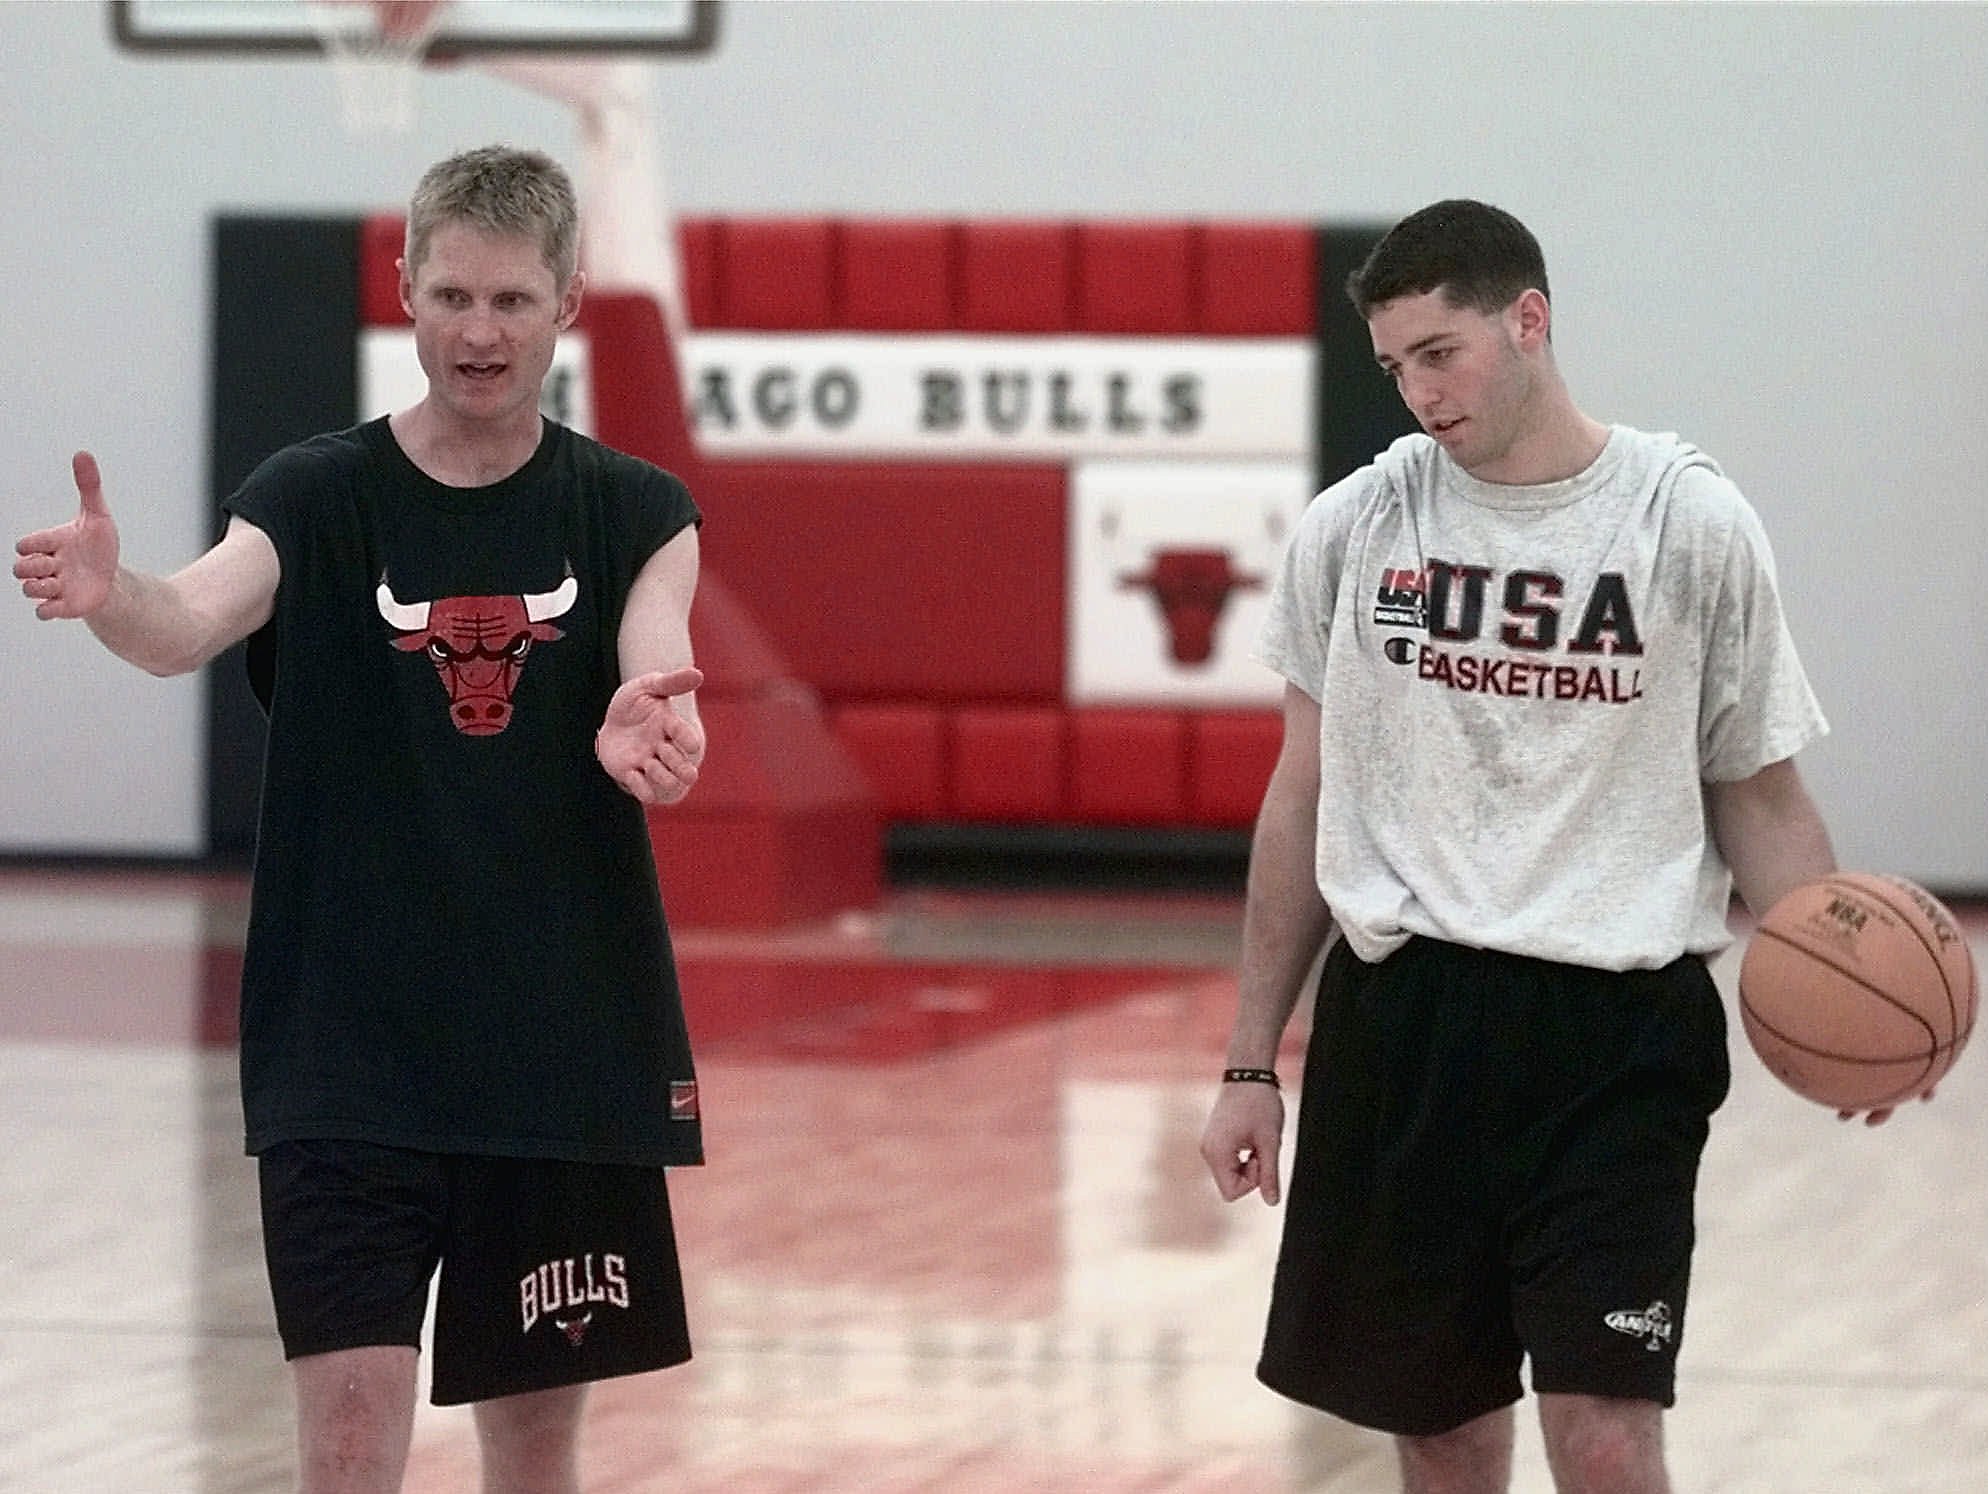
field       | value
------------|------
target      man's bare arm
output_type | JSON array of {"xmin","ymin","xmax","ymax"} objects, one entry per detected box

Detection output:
[
  {"xmin": 14, "ymin": 452, "xmax": 278, "ymax": 676},
  {"xmin": 597, "ymin": 525, "xmax": 703, "ymax": 805},
  {"xmin": 1705, "ymin": 756, "xmax": 1835, "ymax": 920},
  {"xmin": 1201, "ymin": 683, "xmax": 1335, "ymax": 1204}
]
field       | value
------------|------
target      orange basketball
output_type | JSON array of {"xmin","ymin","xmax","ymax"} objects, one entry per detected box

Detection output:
[{"xmin": 1738, "ymin": 873, "xmax": 1976, "ymax": 1112}]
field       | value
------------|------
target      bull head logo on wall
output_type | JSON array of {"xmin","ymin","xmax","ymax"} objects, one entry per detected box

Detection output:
[{"xmin": 1104, "ymin": 506, "xmax": 1285, "ymax": 667}]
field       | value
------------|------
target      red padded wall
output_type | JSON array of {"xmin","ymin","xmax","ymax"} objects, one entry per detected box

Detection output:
[
  {"xmin": 839, "ymin": 220, "xmax": 956, "ymax": 331},
  {"xmin": 366, "ymin": 211, "xmax": 1317, "ymax": 343},
  {"xmin": 676, "ymin": 218, "xmax": 721, "ymax": 329},
  {"xmin": 716, "ymin": 219, "xmax": 838, "ymax": 329},
  {"xmin": 1075, "ymin": 223, "xmax": 1198, "ymax": 336},
  {"xmin": 1068, "ymin": 709, "xmax": 1189, "ymax": 824},
  {"xmin": 692, "ymin": 460, "xmax": 1067, "ymax": 703},
  {"xmin": 950, "ymin": 708, "xmax": 1066, "ymax": 821},
  {"xmin": 1187, "ymin": 711, "xmax": 1284, "ymax": 827},
  {"xmin": 957, "ymin": 222, "xmax": 1076, "ymax": 333},
  {"xmin": 1198, "ymin": 223, "xmax": 1316, "ymax": 336},
  {"xmin": 828, "ymin": 704, "xmax": 948, "ymax": 820},
  {"xmin": 582, "ymin": 286, "xmax": 1068, "ymax": 704}
]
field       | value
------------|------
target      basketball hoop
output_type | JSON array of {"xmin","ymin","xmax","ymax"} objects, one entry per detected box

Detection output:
[{"xmin": 305, "ymin": 1, "xmax": 445, "ymax": 136}]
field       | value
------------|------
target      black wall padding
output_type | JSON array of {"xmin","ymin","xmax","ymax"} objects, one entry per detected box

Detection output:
[
  {"xmin": 207, "ymin": 216, "xmax": 361, "ymax": 859},
  {"xmin": 1313, "ymin": 225, "xmax": 1421, "ymax": 494}
]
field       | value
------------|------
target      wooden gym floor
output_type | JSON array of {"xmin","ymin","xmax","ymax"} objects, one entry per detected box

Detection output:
[{"xmin": 0, "ymin": 867, "xmax": 1981, "ymax": 1492}]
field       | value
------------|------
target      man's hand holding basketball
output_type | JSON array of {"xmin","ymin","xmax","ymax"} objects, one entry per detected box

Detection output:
[
  {"xmin": 1840, "ymin": 1085, "xmax": 1937, "ymax": 1127},
  {"xmin": 14, "ymin": 452, "xmax": 119, "ymax": 620},
  {"xmin": 597, "ymin": 667, "xmax": 705, "ymax": 806},
  {"xmin": 1201, "ymin": 1079, "xmax": 1286, "ymax": 1205}
]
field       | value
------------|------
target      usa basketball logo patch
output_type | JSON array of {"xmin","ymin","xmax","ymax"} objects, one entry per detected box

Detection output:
[
  {"xmin": 669, "ymin": 1079, "xmax": 699, "ymax": 1121},
  {"xmin": 1373, "ymin": 565, "xmax": 1427, "ymax": 628}
]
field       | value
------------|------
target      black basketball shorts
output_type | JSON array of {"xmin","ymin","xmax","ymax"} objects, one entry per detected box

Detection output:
[
  {"xmin": 258, "ymin": 1140, "xmax": 692, "ymax": 1406},
  {"xmin": 1257, "ymin": 935, "xmax": 1730, "ymax": 1437}
]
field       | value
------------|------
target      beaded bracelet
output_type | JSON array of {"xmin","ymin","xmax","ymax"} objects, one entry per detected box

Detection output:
[{"xmin": 1221, "ymin": 1066, "xmax": 1280, "ymax": 1089}]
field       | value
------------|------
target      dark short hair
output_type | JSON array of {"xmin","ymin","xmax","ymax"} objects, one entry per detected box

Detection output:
[{"xmin": 1345, "ymin": 200, "xmax": 1548, "ymax": 319}]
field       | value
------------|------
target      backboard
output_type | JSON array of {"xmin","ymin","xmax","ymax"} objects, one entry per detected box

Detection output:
[{"xmin": 110, "ymin": 1, "xmax": 721, "ymax": 59}]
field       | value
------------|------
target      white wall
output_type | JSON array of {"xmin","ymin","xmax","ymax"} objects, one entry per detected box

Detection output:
[{"xmin": 2, "ymin": 0, "xmax": 1983, "ymax": 886}]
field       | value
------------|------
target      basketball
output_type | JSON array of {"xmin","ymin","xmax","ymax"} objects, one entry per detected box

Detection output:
[{"xmin": 1738, "ymin": 873, "xmax": 1977, "ymax": 1111}]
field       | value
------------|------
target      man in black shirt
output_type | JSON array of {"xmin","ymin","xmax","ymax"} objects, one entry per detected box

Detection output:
[{"xmin": 15, "ymin": 145, "xmax": 706, "ymax": 1493}]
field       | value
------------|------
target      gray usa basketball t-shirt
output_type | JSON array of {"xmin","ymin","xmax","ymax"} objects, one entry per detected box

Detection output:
[{"xmin": 1258, "ymin": 425, "xmax": 1827, "ymax": 971}]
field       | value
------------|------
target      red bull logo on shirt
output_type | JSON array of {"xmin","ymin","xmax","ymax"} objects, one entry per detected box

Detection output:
[{"xmin": 376, "ymin": 567, "xmax": 577, "ymax": 735}]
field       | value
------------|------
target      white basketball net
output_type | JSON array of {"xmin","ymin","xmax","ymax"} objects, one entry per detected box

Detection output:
[{"xmin": 305, "ymin": 2, "xmax": 443, "ymax": 136}]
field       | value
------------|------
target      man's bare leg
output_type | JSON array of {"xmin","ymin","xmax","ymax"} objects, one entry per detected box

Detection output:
[
  {"xmin": 1396, "ymin": 1403, "xmax": 1515, "ymax": 1494},
  {"xmin": 292, "ymin": 1345, "xmax": 420, "ymax": 1494},
  {"xmin": 474, "ymin": 1382, "xmax": 589, "ymax": 1494},
  {"xmin": 1538, "ymin": 1393, "xmax": 1670, "ymax": 1494}
]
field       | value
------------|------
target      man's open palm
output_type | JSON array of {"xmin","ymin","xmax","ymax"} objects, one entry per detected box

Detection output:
[{"xmin": 597, "ymin": 667, "xmax": 705, "ymax": 805}]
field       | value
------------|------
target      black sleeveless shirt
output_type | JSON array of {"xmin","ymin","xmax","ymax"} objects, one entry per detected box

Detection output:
[{"xmin": 224, "ymin": 417, "xmax": 703, "ymax": 1167}]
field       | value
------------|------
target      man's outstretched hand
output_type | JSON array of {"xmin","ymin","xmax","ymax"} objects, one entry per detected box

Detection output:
[
  {"xmin": 596, "ymin": 667, "xmax": 705, "ymax": 805},
  {"xmin": 15, "ymin": 452, "xmax": 119, "ymax": 620}
]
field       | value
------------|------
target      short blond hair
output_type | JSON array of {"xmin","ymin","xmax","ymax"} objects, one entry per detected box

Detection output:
[{"xmin": 405, "ymin": 145, "xmax": 579, "ymax": 286}]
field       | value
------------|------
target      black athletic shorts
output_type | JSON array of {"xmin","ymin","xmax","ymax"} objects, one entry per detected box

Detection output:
[
  {"xmin": 1257, "ymin": 935, "xmax": 1730, "ymax": 1437},
  {"xmin": 258, "ymin": 1140, "xmax": 692, "ymax": 1406}
]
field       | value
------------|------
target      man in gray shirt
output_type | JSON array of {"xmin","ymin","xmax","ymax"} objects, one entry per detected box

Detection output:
[{"xmin": 1201, "ymin": 199, "xmax": 1862, "ymax": 1494}]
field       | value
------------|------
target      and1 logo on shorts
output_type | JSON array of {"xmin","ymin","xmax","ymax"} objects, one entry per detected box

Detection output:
[{"xmin": 1603, "ymin": 1299, "xmax": 1674, "ymax": 1353}]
